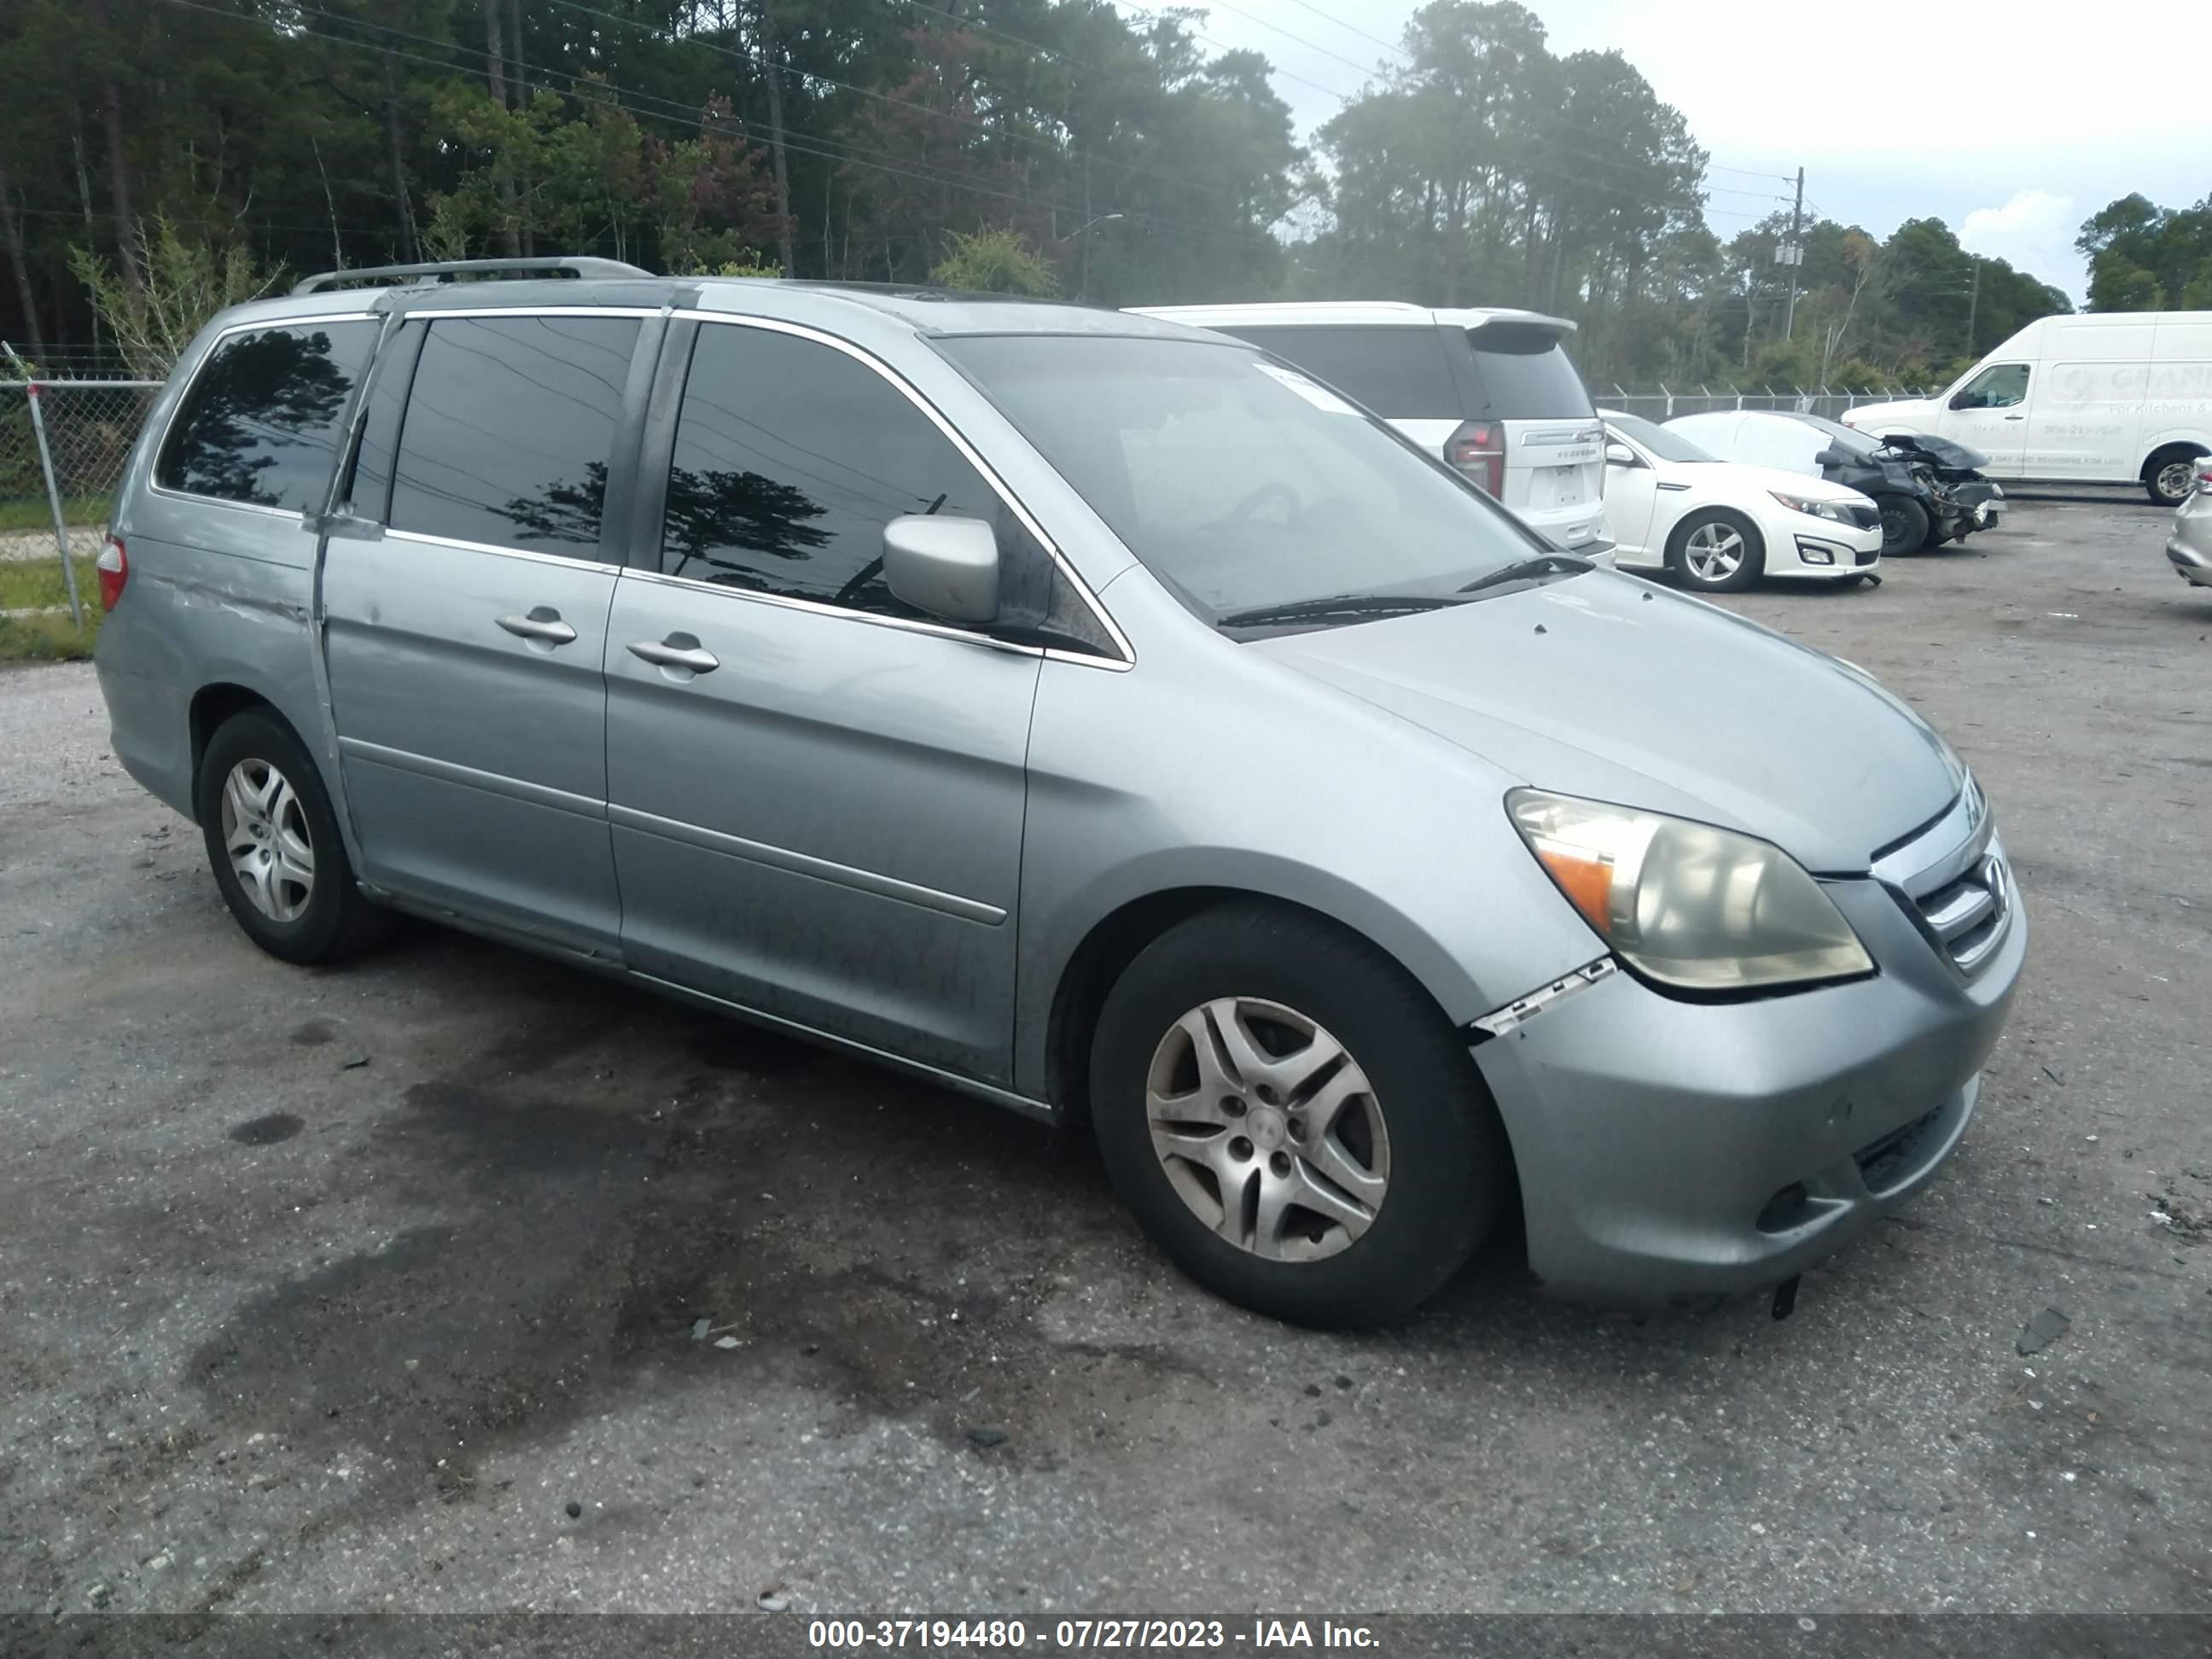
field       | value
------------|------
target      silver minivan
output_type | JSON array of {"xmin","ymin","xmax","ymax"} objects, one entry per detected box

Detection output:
[{"xmin": 93, "ymin": 259, "xmax": 2024, "ymax": 1327}]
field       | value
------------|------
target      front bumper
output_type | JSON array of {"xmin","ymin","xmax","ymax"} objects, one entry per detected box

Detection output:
[
  {"xmin": 1471, "ymin": 857, "xmax": 2025, "ymax": 1306},
  {"xmin": 2167, "ymin": 531, "xmax": 2212, "ymax": 586}
]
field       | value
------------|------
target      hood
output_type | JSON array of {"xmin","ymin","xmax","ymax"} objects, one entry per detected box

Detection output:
[
  {"xmin": 1698, "ymin": 459, "xmax": 1872, "ymax": 504},
  {"xmin": 1873, "ymin": 430, "xmax": 1989, "ymax": 473},
  {"xmin": 1256, "ymin": 573, "xmax": 1965, "ymax": 872},
  {"xmin": 1842, "ymin": 398, "xmax": 1939, "ymax": 432}
]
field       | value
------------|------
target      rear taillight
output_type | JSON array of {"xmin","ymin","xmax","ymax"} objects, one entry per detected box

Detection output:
[
  {"xmin": 96, "ymin": 533, "xmax": 127, "ymax": 611},
  {"xmin": 1447, "ymin": 421, "xmax": 1505, "ymax": 497},
  {"xmin": 2196, "ymin": 464, "xmax": 2212, "ymax": 496}
]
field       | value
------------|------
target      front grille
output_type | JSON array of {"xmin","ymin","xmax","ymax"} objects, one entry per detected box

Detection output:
[
  {"xmin": 1853, "ymin": 543, "xmax": 1880, "ymax": 566},
  {"xmin": 1913, "ymin": 853, "xmax": 2011, "ymax": 973},
  {"xmin": 1872, "ymin": 780, "xmax": 2015, "ymax": 978},
  {"xmin": 1846, "ymin": 503, "xmax": 1882, "ymax": 531}
]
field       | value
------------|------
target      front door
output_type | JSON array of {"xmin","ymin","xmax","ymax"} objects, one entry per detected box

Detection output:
[
  {"xmin": 604, "ymin": 318, "xmax": 1040, "ymax": 1081},
  {"xmin": 1936, "ymin": 362, "xmax": 2030, "ymax": 474},
  {"xmin": 322, "ymin": 310, "xmax": 656, "ymax": 953}
]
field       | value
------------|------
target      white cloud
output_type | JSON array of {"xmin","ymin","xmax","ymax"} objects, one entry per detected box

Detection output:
[
  {"xmin": 1962, "ymin": 190, "xmax": 2074, "ymax": 246},
  {"xmin": 1960, "ymin": 190, "xmax": 2079, "ymax": 293}
]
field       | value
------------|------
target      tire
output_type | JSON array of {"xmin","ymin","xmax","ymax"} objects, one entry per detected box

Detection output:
[
  {"xmin": 2145, "ymin": 448, "xmax": 2204, "ymax": 508},
  {"xmin": 1088, "ymin": 902, "xmax": 1510, "ymax": 1328},
  {"xmin": 1875, "ymin": 494, "xmax": 1930, "ymax": 557},
  {"xmin": 1666, "ymin": 510, "xmax": 1764, "ymax": 592},
  {"xmin": 195, "ymin": 709, "xmax": 390, "ymax": 964}
]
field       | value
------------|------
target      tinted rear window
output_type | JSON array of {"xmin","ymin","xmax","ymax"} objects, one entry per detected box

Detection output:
[
  {"xmin": 388, "ymin": 314, "xmax": 642, "ymax": 555},
  {"xmin": 1216, "ymin": 326, "xmax": 1462, "ymax": 420},
  {"xmin": 1463, "ymin": 323, "xmax": 1594, "ymax": 420},
  {"xmin": 157, "ymin": 321, "xmax": 377, "ymax": 512}
]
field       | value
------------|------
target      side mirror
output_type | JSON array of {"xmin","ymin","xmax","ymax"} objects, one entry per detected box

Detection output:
[
  {"xmin": 882, "ymin": 515, "xmax": 999, "ymax": 625},
  {"xmin": 1812, "ymin": 447, "xmax": 1846, "ymax": 469},
  {"xmin": 1947, "ymin": 392, "xmax": 1973, "ymax": 410},
  {"xmin": 1604, "ymin": 442, "xmax": 1638, "ymax": 467}
]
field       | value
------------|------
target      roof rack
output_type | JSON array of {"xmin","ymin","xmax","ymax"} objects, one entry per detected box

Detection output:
[{"xmin": 291, "ymin": 256, "xmax": 655, "ymax": 295}]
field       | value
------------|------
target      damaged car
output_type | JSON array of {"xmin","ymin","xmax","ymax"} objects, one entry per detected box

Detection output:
[{"xmin": 1668, "ymin": 410, "xmax": 2005, "ymax": 557}]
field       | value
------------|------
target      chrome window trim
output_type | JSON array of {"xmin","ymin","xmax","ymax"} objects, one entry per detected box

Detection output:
[
  {"xmin": 147, "ymin": 311, "xmax": 380, "ymax": 515},
  {"xmin": 382, "ymin": 526, "xmax": 620, "ymax": 573},
  {"xmin": 668, "ymin": 308, "xmax": 1134, "ymax": 672},
  {"xmin": 616, "ymin": 565, "xmax": 1043, "ymax": 659}
]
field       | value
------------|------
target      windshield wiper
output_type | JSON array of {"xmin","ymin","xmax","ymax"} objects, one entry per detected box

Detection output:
[
  {"xmin": 1215, "ymin": 592, "xmax": 1469, "ymax": 629},
  {"xmin": 1455, "ymin": 552, "xmax": 1592, "ymax": 594}
]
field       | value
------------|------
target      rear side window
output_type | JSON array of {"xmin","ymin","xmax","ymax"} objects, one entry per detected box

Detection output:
[
  {"xmin": 156, "ymin": 321, "xmax": 377, "ymax": 512},
  {"xmin": 1462, "ymin": 323, "xmax": 1594, "ymax": 419},
  {"xmin": 388, "ymin": 314, "xmax": 643, "ymax": 554},
  {"xmin": 1217, "ymin": 326, "xmax": 1462, "ymax": 420}
]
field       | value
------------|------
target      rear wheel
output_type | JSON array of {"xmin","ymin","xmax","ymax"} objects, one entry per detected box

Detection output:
[
  {"xmin": 2146, "ymin": 448, "xmax": 2204, "ymax": 508},
  {"xmin": 1875, "ymin": 494, "xmax": 1930, "ymax": 556},
  {"xmin": 1089, "ymin": 902, "xmax": 1509, "ymax": 1328},
  {"xmin": 1668, "ymin": 510, "xmax": 1764, "ymax": 592},
  {"xmin": 195, "ymin": 710, "xmax": 389, "ymax": 964}
]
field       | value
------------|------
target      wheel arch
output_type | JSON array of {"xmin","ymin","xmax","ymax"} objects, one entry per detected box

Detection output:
[
  {"xmin": 1040, "ymin": 882, "xmax": 1484, "ymax": 1128},
  {"xmin": 2141, "ymin": 439, "xmax": 2209, "ymax": 481}
]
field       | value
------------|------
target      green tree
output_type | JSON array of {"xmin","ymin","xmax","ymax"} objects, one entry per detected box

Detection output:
[{"xmin": 931, "ymin": 227, "xmax": 1057, "ymax": 296}]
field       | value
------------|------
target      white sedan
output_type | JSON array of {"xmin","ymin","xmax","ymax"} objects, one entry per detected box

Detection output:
[{"xmin": 1599, "ymin": 410, "xmax": 1883, "ymax": 592}]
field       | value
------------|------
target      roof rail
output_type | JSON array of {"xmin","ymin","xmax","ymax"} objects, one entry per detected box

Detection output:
[{"xmin": 291, "ymin": 256, "xmax": 655, "ymax": 295}]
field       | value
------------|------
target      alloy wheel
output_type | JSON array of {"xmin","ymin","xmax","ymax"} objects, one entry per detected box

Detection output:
[
  {"xmin": 1144, "ymin": 997, "xmax": 1390, "ymax": 1261},
  {"xmin": 218, "ymin": 758, "xmax": 316, "ymax": 923},
  {"xmin": 1683, "ymin": 521, "xmax": 1745, "ymax": 582}
]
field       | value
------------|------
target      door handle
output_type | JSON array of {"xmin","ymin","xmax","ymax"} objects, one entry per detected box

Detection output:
[
  {"xmin": 498, "ymin": 608, "xmax": 578, "ymax": 644},
  {"xmin": 627, "ymin": 636, "xmax": 720, "ymax": 675},
  {"xmin": 2004, "ymin": 414, "xmax": 2025, "ymax": 421}
]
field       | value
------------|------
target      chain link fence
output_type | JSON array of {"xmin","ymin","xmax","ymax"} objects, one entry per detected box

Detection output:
[
  {"xmin": 1598, "ymin": 385, "xmax": 1935, "ymax": 425},
  {"xmin": 2, "ymin": 378, "xmax": 166, "ymax": 625}
]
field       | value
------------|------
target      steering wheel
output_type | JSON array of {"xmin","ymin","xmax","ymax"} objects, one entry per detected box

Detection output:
[{"xmin": 1200, "ymin": 480, "xmax": 1301, "ymax": 533}]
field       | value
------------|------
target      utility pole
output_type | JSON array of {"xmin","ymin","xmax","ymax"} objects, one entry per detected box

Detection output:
[
  {"xmin": 1782, "ymin": 166, "xmax": 1805, "ymax": 341},
  {"xmin": 1965, "ymin": 259, "xmax": 1982, "ymax": 356}
]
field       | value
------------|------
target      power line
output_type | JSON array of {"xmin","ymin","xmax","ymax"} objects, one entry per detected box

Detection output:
[
  {"xmin": 154, "ymin": 0, "xmax": 1271, "ymax": 258},
  {"xmin": 544, "ymin": 0, "xmax": 1232, "ymax": 214},
  {"xmin": 1276, "ymin": 0, "xmax": 1410, "ymax": 61}
]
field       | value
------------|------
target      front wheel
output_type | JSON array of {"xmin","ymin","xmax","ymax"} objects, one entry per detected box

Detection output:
[
  {"xmin": 1089, "ymin": 903, "xmax": 1510, "ymax": 1328},
  {"xmin": 1876, "ymin": 494, "xmax": 1930, "ymax": 556},
  {"xmin": 195, "ymin": 709, "xmax": 390, "ymax": 964},
  {"xmin": 1668, "ymin": 511, "xmax": 1764, "ymax": 592}
]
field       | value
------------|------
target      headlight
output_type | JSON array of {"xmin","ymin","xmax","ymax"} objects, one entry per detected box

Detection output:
[
  {"xmin": 1506, "ymin": 789, "xmax": 1873, "ymax": 992},
  {"xmin": 1770, "ymin": 490, "xmax": 1851, "ymax": 524}
]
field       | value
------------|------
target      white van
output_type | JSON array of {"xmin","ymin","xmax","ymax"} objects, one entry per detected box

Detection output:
[
  {"xmin": 1130, "ymin": 302, "xmax": 1611, "ymax": 555},
  {"xmin": 1842, "ymin": 311, "xmax": 2212, "ymax": 505}
]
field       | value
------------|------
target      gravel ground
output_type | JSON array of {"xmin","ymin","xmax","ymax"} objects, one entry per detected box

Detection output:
[{"xmin": 0, "ymin": 500, "xmax": 2206, "ymax": 1616}]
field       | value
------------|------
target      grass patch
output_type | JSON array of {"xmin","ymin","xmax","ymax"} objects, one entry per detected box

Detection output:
[
  {"xmin": 0, "ymin": 496, "xmax": 108, "ymax": 533},
  {"xmin": 0, "ymin": 555, "xmax": 97, "ymax": 610},
  {"xmin": 0, "ymin": 556, "xmax": 101, "ymax": 661},
  {"xmin": 0, "ymin": 607, "xmax": 100, "ymax": 661}
]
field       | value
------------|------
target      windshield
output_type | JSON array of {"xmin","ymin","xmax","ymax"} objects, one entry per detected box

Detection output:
[
  {"xmin": 935, "ymin": 335, "xmax": 1551, "ymax": 621},
  {"xmin": 1608, "ymin": 411, "xmax": 1715, "ymax": 463},
  {"xmin": 1796, "ymin": 413, "xmax": 1880, "ymax": 457}
]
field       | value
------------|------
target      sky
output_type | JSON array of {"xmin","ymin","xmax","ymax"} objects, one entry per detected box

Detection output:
[{"xmin": 1190, "ymin": 0, "xmax": 2206, "ymax": 303}]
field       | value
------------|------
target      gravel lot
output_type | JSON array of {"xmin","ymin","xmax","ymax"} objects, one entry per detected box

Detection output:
[{"xmin": 1, "ymin": 499, "xmax": 2206, "ymax": 1616}]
